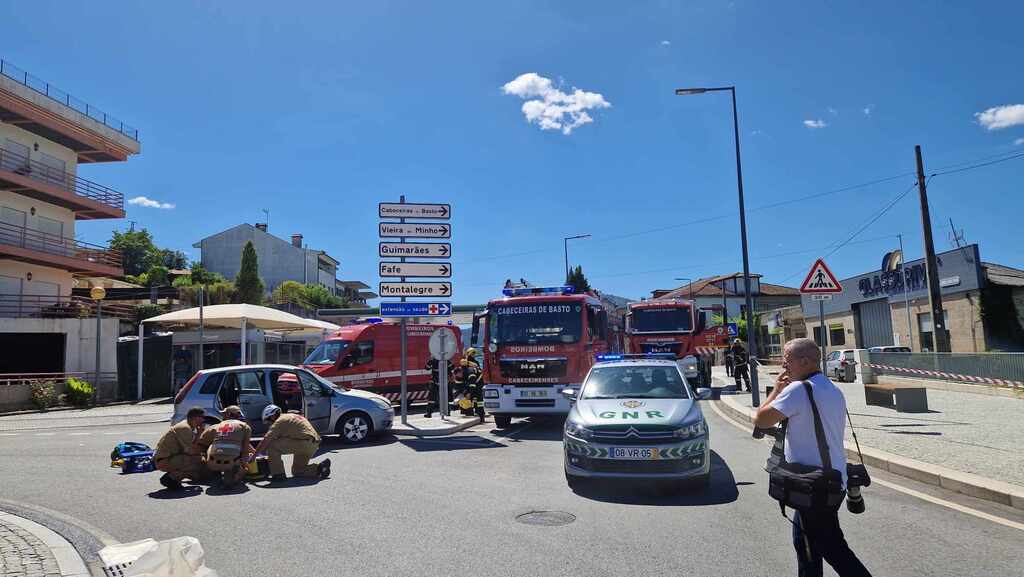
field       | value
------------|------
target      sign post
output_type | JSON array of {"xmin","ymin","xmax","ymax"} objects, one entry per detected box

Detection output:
[
  {"xmin": 429, "ymin": 327, "xmax": 458, "ymax": 419},
  {"xmin": 379, "ymin": 198, "xmax": 453, "ymax": 424},
  {"xmin": 800, "ymin": 258, "xmax": 844, "ymax": 375}
]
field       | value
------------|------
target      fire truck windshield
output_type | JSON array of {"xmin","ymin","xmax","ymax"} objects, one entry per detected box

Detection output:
[
  {"xmin": 632, "ymin": 307, "xmax": 693, "ymax": 333},
  {"xmin": 303, "ymin": 340, "xmax": 351, "ymax": 365},
  {"xmin": 489, "ymin": 302, "xmax": 582, "ymax": 345}
]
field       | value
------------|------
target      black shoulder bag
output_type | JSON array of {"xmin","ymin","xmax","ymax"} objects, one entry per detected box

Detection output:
[{"xmin": 765, "ymin": 381, "xmax": 846, "ymax": 514}]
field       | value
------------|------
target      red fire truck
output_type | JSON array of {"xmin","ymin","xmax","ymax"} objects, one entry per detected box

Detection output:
[
  {"xmin": 302, "ymin": 320, "xmax": 462, "ymax": 404},
  {"xmin": 479, "ymin": 286, "xmax": 612, "ymax": 428},
  {"xmin": 623, "ymin": 299, "xmax": 729, "ymax": 387}
]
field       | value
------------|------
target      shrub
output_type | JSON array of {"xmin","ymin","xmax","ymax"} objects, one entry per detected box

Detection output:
[
  {"xmin": 30, "ymin": 381, "xmax": 57, "ymax": 411},
  {"xmin": 134, "ymin": 303, "xmax": 166, "ymax": 325},
  {"xmin": 66, "ymin": 377, "xmax": 94, "ymax": 407}
]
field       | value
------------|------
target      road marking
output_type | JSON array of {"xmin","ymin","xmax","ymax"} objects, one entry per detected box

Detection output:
[
  {"xmin": 34, "ymin": 432, "xmax": 56, "ymax": 436},
  {"xmin": 708, "ymin": 400, "xmax": 1024, "ymax": 533},
  {"xmin": 872, "ymin": 478, "xmax": 1024, "ymax": 532},
  {"xmin": 0, "ymin": 433, "xmax": 20, "ymax": 436},
  {"xmin": 69, "ymin": 432, "xmax": 90, "ymax": 436}
]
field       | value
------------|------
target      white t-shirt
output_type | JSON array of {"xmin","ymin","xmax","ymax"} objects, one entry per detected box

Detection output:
[{"xmin": 770, "ymin": 371, "xmax": 848, "ymax": 487}]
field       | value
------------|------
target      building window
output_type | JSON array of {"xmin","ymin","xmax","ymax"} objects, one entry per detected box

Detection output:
[
  {"xmin": 829, "ymin": 324, "xmax": 846, "ymax": 346},
  {"xmin": 3, "ymin": 139, "xmax": 30, "ymax": 171},
  {"xmin": 918, "ymin": 310, "xmax": 949, "ymax": 351},
  {"xmin": 812, "ymin": 325, "xmax": 824, "ymax": 346}
]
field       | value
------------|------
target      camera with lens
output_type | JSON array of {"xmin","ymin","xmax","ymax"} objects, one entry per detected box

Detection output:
[{"xmin": 845, "ymin": 463, "xmax": 871, "ymax": 514}]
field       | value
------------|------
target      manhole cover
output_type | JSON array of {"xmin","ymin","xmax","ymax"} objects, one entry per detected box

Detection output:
[{"xmin": 515, "ymin": 510, "xmax": 576, "ymax": 526}]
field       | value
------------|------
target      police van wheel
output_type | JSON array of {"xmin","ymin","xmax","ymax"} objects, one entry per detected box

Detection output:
[
  {"xmin": 337, "ymin": 412, "xmax": 373, "ymax": 444},
  {"xmin": 493, "ymin": 415, "xmax": 512, "ymax": 429}
]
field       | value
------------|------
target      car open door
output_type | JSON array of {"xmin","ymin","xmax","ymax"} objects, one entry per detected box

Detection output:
[{"xmin": 298, "ymin": 370, "xmax": 332, "ymax": 432}]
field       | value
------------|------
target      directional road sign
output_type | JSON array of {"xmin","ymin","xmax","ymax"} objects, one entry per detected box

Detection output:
[
  {"xmin": 380, "ymin": 302, "xmax": 452, "ymax": 317},
  {"xmin": 379, "ymin": 202, "xmax": 450, "ymax": 220},
  {"xmin": 800, "ymin": 258, "xmax": 843, "ymax": 293},
  {"xmin": 379, "ymin": 262, "xmax": 451, "ymax": 278},
  {"xmin": 379, "ymin": 222, "xmax": 450, "ymax": 239},
  {"xmin": 379, "ymin": 282, "xmax": 452, "ymax": 298},
  {"xmin": 379, "ymin": 242, "xmax": 450, "ymax": 259}
]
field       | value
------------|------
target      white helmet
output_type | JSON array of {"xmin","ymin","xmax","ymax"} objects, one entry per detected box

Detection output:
[{"xmin": 261, "ymin": 404, "xmax": 282, "ymax": 423}]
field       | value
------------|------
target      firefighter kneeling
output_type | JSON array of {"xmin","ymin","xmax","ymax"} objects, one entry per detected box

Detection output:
[{"xmin": 195, "ymin": 405, "xmax": 253, "ymax": 488}]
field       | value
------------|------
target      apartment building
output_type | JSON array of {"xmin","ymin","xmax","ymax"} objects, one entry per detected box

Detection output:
[{"xmin": 0, "ymin": 58, "xmax": 139, "ymax": 382}]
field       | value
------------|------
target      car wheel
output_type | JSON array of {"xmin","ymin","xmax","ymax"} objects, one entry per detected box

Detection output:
[
  {"xmin": 493, "ymin": 415, "xmax": 512, "ymax": 429},
  {"xmin": 337, "ymin": 411, "xmax": 373, "ymax": 444}
]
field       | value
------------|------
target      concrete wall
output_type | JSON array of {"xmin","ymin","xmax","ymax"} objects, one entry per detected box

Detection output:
[
  {"xmin": 0, "ymin": 316, "xmax": 119, "ymax": 374},
  {"xmin": 0, "ymin": 259, "xmax": 75, "ymax": 296},
  {"xmin": 890, "ymin": 291, "xmax": 986, "ymax": 353},
  {"xmin": 199, "ymin": 224, "xmax": 336, "ymax": 295},
  {"xmin": 0, "ymin": 121, "xmax": 78, "ymax": 176}
]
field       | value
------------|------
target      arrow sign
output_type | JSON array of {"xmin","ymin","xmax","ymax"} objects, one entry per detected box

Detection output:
[
  {"xmin": 379, "ymin": 202, "xmax": 450, "ymax": 220},
  {"xmin": 379, "ymin": 222, "xmax": 451, "ymax": 238},
  {"xmin": 380, "ymin": 302, "xmax": 452, "ymax": 317},
  {"xmin": 379, "ymin": 282, "xmax": 452, "ymax": 298},
  {"xmin": 379, "ymin": 242, "xmax": 451, "ymax": 259},
  {"xmin": 800, "ymin": 258, "xmax": 843, "ymax": 293},
  {"xmin": 379, "ymin": 262, "xmax": 451, "ymax": 278}
]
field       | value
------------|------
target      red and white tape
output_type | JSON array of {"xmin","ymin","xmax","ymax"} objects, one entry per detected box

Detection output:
[{"xmin": 866, "ymin": 363, "xmax": 1022, "ymax": 389}]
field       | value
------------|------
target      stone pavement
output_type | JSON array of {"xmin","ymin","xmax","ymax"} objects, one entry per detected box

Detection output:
[
  {"xmin": 0, "ymin": 511, "xmax": 89, "ymax": 577},
  {"xmin": 714, "ymin": 366, "xmax": 1024, "ymax": 487},
  {"xmin": 0, "ymin": 403, "xmax": 171, "ymax": 432}
]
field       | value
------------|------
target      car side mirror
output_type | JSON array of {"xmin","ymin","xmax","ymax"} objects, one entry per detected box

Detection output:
[
  {"xmin": 696, "ymin": 388, "xmax": 713, "ymax": 400},
  {"xmin": 560, "ymin": 388, "xmax": 578, "ymax": 402}
]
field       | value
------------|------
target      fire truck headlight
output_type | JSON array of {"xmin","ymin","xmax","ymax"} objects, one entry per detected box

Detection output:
[{"xmin": 484, "ymin": 389, "xmax": 499, "ymax": 399}]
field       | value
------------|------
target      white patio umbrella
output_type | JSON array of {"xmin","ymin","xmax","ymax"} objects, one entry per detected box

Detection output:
[{"xmin": 137, "ymin": 304, "xmax": 339, "ymax": 399}]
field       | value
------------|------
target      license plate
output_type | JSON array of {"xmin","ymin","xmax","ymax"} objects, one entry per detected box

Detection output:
[
  {"xmin": 611, "ymin": 447, "xmax": 660, "ymax": 460},
  {"xmin": 520, "ymin": 390, "xmax": 548, "ymax": 398}
]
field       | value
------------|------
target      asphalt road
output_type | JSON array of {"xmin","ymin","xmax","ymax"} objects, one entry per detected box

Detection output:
[{"xmin": 1, "ymin": 399, "xmax": 1022, "ymax": 577}]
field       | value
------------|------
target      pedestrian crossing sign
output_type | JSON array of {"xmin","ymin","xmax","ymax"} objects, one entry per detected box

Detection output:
[{"xmin": 800, "ymin": 258, "xmax": 843, "ymax": 293}]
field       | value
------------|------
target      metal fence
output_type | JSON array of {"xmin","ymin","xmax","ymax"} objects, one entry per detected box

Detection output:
[
  {"xmin": 868, "ymin": 352, "xmax": 1024, "ymax": 389},
  {"xmin": 0, "ymin": 220, "xmax": 122, "ymax": 269},
  {"xmin": 0, "ymin": 144, "xmax": 125, "ymax": 211},
  {"xmin": 0, "ymin": 58, "xmax": 139, "ymax": 141}
]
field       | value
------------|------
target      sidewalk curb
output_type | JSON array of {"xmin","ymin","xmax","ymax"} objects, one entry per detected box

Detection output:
[
  {"xmin": 391, "ymin": 416, "xmax": 482, "ymax": 437},
  {"xmin": 712, "ymin": 394, "xmax": 1024, "ymax": 511},
  {"xmin": 0, "ymin": 510, "xmax": 92, "ymax": 577},
  {"xmin": 0, "ymin": 498, "xmax": 119, "ymax": 577}
]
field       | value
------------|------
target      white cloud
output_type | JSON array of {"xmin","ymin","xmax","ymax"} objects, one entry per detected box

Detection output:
[
  {"xmin": 660, "ymin": 40, "xmax": 671, "ymax": 46},
  {"xmin": 1016, "ymin": 137, "xmax": 1024, "ymax": 146},
  {"xmin": 975, "ymin": 104, "xmax": 1024, "ymax": 130},
  {"xmin": 803, "ymin": 119, "xmax": 827, "ymax": 129},
  {"xmin": 863, "ymin": 105, "xmax": 873, "ymax": 116},
  {"xmin": 501, "ymin": 72, "xmax": 611, "ymax": 135},
  {"xmin": 827, "ymin": 107, "xmax": 838, "ymax": 115},
  {"xmin": 128, "ymin": 196, "xmax": 175, "ymax": 209}
]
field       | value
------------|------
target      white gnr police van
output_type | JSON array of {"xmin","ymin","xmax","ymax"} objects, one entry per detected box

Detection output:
[{"xmin": 562, "ymin": 354, "xmax": 713, "ymax": 493}]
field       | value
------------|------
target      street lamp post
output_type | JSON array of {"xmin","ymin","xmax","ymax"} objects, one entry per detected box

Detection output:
[
  {"xmin": 90, "ymin": 285, "xmax": 106, "ymax": 405},
  {"xmin": 563, "ymin": 234, "xmax": 591, "ymax": 282},
  {"xmin": 675, "ymin": 86, "xmax": 760, "ymax": 405}
]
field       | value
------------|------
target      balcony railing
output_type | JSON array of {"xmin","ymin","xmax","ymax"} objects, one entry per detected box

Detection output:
[
  {"xmin": 0, "ymin": 293, "xmax": 135, "ymax": 320},
  {"xmin": 0, "ymin": 147, "xmax": 124, "ymax": 212},
  {"xmin": 0, "ymin": 58, "xmax": 139, "ymax": 141},
  {"xmin": 0, "ymin": 220, "xmax": 121, "ymax": 270}
]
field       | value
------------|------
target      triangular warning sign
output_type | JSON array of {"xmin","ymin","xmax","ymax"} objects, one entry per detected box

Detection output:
[{"xmin": 800, "ymin": 258, "xmax": 843, "ymax": 293}]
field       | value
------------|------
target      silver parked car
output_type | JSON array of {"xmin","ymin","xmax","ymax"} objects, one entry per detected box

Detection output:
[
  {"xmin": 172, "ymin": 364, "xmax": 394, "ymax": 444},
  {"xmin": 562, "ymin": 354, "xmax": 713, "ymax": 493},
  {"xmin": 824, "ymin": 349, "xmax": 858, "ymax": 382}
]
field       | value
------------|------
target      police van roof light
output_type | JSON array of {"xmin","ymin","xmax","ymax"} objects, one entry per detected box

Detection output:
[
  {"xmin": 596, "ymin": 353, "xmax": 676, "ymax": 362},
  {"xmin": 502, "ymin": 285, "xmax": 575, "ymax": 297}
]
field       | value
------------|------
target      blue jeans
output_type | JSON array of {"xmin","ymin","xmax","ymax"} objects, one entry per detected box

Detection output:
[{"xmin": 792, "ymin": 509, "xmax": 872, "ymax": 577}]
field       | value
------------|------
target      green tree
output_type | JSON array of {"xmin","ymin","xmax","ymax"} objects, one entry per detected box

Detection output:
[
  {"xmin": 110, "ymin": 229, "xmax": 158, "ymax": 276},
  {"xmin": 144, "ymin": 265, "xmax": 169, "ymax": 287},
  {"xmin": 177, "ymin": 281, "xmax": 236, "ymax": 306},
  {"xmin": 158, "ymin": 249, "xmax": 189, "ymax": 270},
  {"xmin": 234, "ymin": 240, "xmax": 265, "ymax": 304},
  {"xmin": 301, "ymin": 283, "xmax": 345, "ymax": 309},
  {"xmin": 566, "ymin": 265, "xmax": 592, "ymax": 294}
]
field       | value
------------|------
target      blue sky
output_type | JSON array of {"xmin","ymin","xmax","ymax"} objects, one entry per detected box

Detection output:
[{"xmin": 3, "ymin": 1, "xmax": 1022, "ymax": 304}]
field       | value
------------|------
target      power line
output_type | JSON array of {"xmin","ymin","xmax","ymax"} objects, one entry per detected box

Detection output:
[{"xmin": 931, "ymin": 150, "xmax": 1024, "ymax": 177}]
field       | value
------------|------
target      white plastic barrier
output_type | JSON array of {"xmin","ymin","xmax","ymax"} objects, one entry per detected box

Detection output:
[{"xmin": 99, "ymin": 537, "xmax": 219, "ymax": 577}]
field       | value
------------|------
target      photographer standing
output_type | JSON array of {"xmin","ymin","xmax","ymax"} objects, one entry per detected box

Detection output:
[{"xmin": 754, "ymin": 338, "xmax": 872, "ymax": 577}]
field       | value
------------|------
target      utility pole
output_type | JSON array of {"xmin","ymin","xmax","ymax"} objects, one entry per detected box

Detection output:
[{"xmin": 915, "ymin": 145, "xmax": 950, "ymax": 353}]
